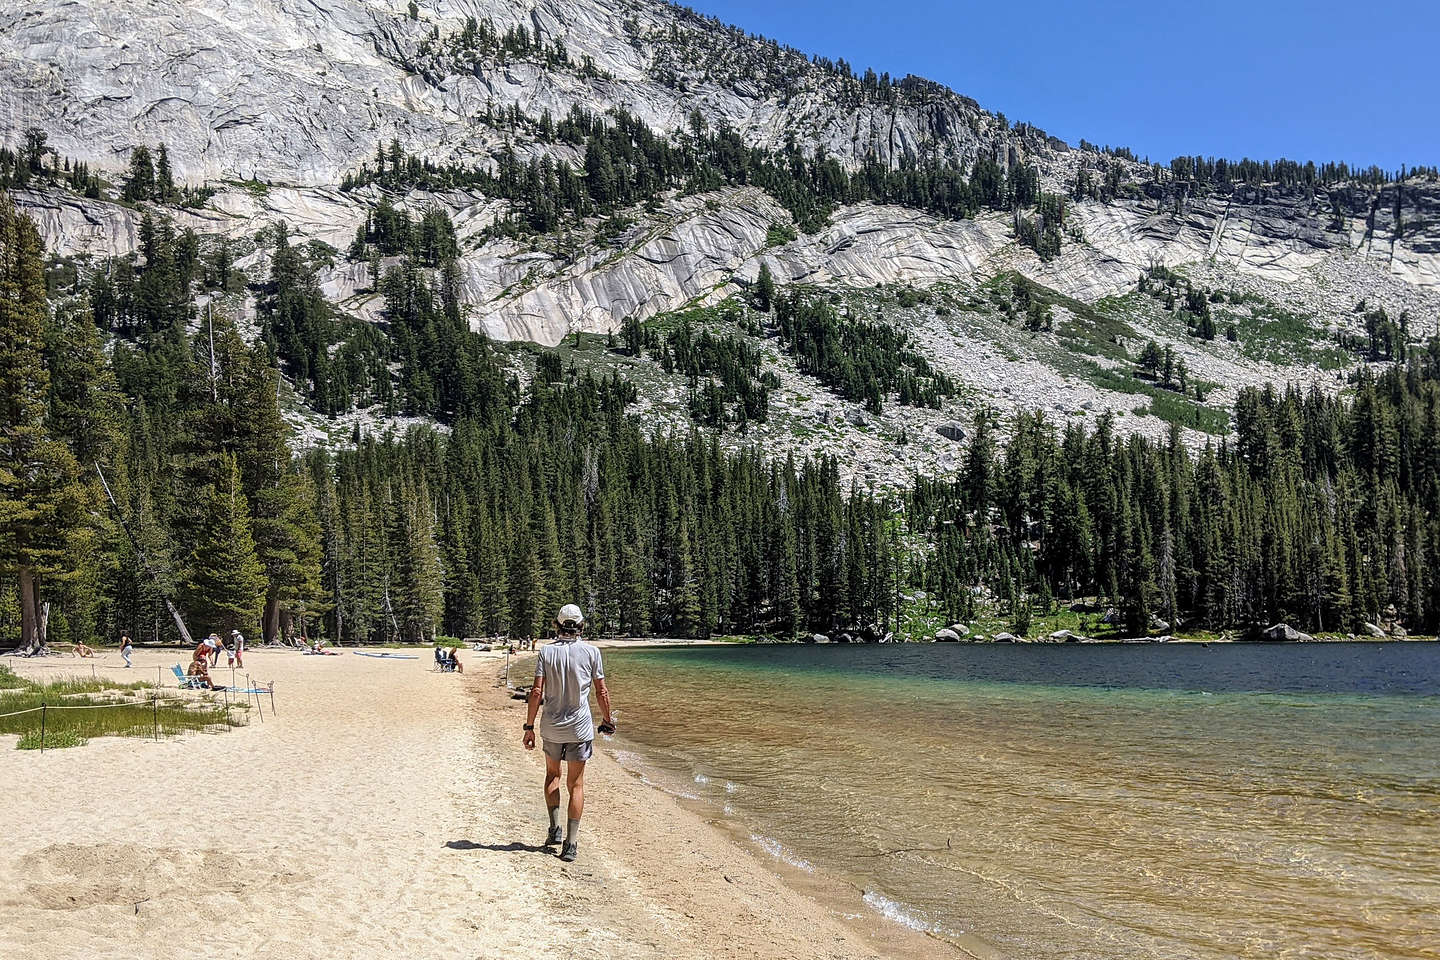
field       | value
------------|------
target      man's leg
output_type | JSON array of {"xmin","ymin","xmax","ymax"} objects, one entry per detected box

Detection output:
[
  {"xmin": 566, "ymin": 760, "xmax": 585, "ymax": 821},
  {"xmin": 560, "ymin": 759, "xmax": 586, "ymax": 861},
  {"xmin": 543, "ymin": 751, "xmax": 564, "ymax": 845}
]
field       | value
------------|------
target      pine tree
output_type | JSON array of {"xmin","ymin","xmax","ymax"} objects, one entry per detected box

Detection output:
[
  {"xmin": 0, "ymin": 196, "xmax": 85, "ymax": 652},
  {"xmin": 391, "ymin": 481, "xmax": 443, "ymax": 642},
  {"xmin": 509, "ymin": 534, "xmax": 543, "ymax": 639},
  {"xmin": 181, "ymin": 456, "xmax": 266, "ymax": 635},
  {"xmin": 473, "ymin": 504, "xmax": 510, "ymax": 636},
  {"xmin": 155, "ymin": 144, "xmax": 175, "ymax": 203},
  {"xmin": 755, "ymin": 262, "xmax": 775, "ymax": 312},
  {"xmin": 124, "ymin": 146, "xmax": 156, "ymax": 202}
]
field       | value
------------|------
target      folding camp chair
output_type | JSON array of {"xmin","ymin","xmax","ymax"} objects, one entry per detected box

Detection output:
[{"xmin": 171, "ymin": 663, "xmax": 210, "ymax": 690}]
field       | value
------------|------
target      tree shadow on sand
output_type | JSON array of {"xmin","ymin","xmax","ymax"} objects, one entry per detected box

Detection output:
[{"xmin": 445, "ymin": 839, "xmax": 550, "ymax": 854}]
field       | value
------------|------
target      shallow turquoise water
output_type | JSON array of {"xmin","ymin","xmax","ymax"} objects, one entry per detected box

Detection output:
[{"xmin": 604, "ymin": 644, "xmax": 1440, "ymax": 960}]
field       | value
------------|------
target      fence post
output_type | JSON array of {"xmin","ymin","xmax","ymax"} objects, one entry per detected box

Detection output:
[
  {"xmin": 269, "ymin": 683, "xmax": 275, "ymax": 716},
  {"xmin": 223, "ymin": 687, "xmax": 230, "ymax": 731},
  {"xmin": 153, "ymin": 692, "xmax": 159, "ymax": 741},
  {"xmin": 40, "ymin": 702, "xmax": 46, "ymax": 754},
  {"xmin": 250, "ymin": 674, "xmax": 262, "ymax": 723}
]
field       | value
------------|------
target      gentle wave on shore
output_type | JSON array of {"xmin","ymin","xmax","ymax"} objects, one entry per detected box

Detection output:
[{"xmin": 605, "ymin": 643, "xmax": 1440, "ymax": 959}]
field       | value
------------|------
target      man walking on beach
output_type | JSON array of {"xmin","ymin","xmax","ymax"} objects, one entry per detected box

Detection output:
[{"xmin": 523, "ymin": 604, "xmax": 614, "ymax": 863}]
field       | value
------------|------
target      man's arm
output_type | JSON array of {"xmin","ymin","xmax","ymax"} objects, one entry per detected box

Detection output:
[
  {"xmin": 595, "ymin": 677, "xmax": 614, "ymax": 733},
  {"xmin": 523, "ymin": 674, "xmax": 544, "ymax": 749}
]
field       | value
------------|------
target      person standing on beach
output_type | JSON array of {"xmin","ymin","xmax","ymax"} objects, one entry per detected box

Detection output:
[
  {"xmin": 120, "ymin": 634, "xmax": 133, "ymax": 668},
  {"xmin": 523, "ymin": 604, "xmax": 615, "ymax": 863},
  {"xmin": 230, "ymin": 629, "xmax": 244, "ymax": 668}
]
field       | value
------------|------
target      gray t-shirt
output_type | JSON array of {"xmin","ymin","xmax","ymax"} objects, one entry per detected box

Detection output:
[{"xmin": 535, "ymin": 638, "xmax": 604, "ymax": 744}]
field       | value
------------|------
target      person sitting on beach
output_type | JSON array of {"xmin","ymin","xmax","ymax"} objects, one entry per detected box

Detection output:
[
  {"xmin": 186, "ymin": 656, "xmax": 215, "ymax": 690},
  {"xmin": 449, "ymin": 647, "xmax": 463, "ymax": 674},
  {"xmin": 435, "ymin": 646, "xmax": 447, "ymax": 670},
  {"xmin": 523, "ymin": 604, "xmax": 615, "ymax": 863},
  {"xmin": 73, "ymin": 641, "xmax": 95, "ymax": 658}
]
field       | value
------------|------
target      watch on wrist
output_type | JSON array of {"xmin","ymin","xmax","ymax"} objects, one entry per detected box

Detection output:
[{"xmin": 523, "ymin": 723, "xmax": 535, "ymax": 731}]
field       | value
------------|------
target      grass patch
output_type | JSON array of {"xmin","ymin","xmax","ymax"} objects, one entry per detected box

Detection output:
[
  {"xmin": 18, "ymin": 728, "xmax": 85, "ymax": 750},
  {"xmin": 226, "ymin": 178, "xmax": 271, "ymax": 199},
  {"xmin": 1078, "ymin": 361, "xmax": 1231, "ymax": 434},
  {"xmin": 0, "ymin": 665, "xmax": 242, "ymax": 748},
  {"xmin": 1225, "ymin": 303, "xmax": 1353, "ymax": 369},
  {"xmin": 989, "ymin": 272, "xmax": 1138, "ymax": 361}
]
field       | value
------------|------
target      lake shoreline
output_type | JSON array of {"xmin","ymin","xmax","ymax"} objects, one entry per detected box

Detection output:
[{"xmin": 0, "ymin": 645, "xmax": 978, "ymax": 960}]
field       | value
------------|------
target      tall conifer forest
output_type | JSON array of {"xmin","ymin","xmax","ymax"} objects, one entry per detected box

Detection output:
[{"xmin": 2, "ymin": 191, "xmax": 1438, "ymax": 650}]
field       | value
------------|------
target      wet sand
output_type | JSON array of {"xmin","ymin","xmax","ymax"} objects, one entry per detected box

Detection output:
[{"xmin": 0, "ymin": 646, "xmax": 962, "ymax": 960}]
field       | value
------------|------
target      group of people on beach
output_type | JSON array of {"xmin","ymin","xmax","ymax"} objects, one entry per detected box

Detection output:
[
  {"xmin": 185, "ymin": 630, "xmax": 245, "ymax": 688},
  {"xmin": 64, "ymin": 631, "xmax": 240, "ymax": 674},
  {"xmin": 434, "ymin": 646, "xmax": 464, "ymax": 673}
]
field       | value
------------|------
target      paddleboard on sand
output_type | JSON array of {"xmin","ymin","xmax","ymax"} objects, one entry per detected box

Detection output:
[{"xmin": 352, "ymin": 652, "xmax": 420, "ymax": 660}]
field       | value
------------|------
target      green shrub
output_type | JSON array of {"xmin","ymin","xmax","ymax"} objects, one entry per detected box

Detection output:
[{"xmin": 765, "ymin": 223, "xmax": 797, "ymax": 247}]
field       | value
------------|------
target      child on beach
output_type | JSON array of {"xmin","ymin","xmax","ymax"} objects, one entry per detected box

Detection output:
[{"xmin": 120, "ymin": 634, "xmax": 133, "ymax": 668}]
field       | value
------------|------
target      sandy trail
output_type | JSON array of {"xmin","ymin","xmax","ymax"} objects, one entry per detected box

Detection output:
[{"xmin": 0, "ymin": 647, "xmax": 957, "ymax": 960}]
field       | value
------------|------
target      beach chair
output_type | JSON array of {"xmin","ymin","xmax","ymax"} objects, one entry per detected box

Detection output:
[{"xmin": 171, "ymin": 663, "xmax": 211, "ymax": 690}]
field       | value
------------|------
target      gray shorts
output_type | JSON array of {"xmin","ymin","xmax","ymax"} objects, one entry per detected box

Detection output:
[{"xmin": 542, "ymin": 739, "xmax": 593, "ymax": 763}]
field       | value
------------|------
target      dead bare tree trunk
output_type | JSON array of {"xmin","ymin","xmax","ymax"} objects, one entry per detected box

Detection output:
[{"xmin": 18, "ymin": 567, "xmax": 41, "ymax": 654}]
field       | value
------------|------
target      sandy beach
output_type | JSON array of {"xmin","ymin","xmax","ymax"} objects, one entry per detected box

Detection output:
[{"xmin": 0, "ymin": 646, "xmax": 963, "ymax": 960}]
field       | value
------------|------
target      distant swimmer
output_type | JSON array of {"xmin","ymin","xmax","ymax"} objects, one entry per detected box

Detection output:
[{"xmin": 523, "ymin": 604, "xmax": 615, "ymax": 863}]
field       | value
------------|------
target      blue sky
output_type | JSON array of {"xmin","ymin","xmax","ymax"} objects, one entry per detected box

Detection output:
[{"xmin": 687, "ymin": 0, "xmax": 1438, "ymax": 171}]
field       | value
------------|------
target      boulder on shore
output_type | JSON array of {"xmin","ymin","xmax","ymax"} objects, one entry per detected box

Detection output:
[
  {"xmin": 1049, "ymin": 629, "xmax": 1089, "ymax": 643},
  {"xmin": 992, "ymin": 632, "xmax": 1018, "ymax": 643},
  {"xmin": 934, "ymin": 628, "xmax": 961, "ymax": 642},
  {"xmin": 947, "ymin": 622, "xmax": 968, "ymax": 635},
  {"xmin": 1363, "ymin": 622, "xmax": 1387, "ymax": 638},
  {"xmin": 1260, "ymin": 623, "xmax": 1314, "ymax": 643}
]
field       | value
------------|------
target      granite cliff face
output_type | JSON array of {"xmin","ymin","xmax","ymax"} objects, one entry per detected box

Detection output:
[
  {"xmin": 3, "ymin": 0, "xmax": 1439, "ymax": 470},
  {"xmin": 0, "ymin": 0, "xmax": 1019, "ymax": 185}
]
